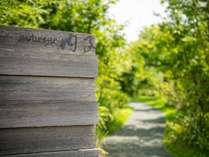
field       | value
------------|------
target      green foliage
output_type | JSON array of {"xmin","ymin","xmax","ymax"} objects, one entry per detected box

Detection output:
[
  {"xmin": 118, "ymin": 38, "xmax": 164, "ymax": 98},
  {"xmin": 165, "ymin": 141, "xmax": 209, "ymax": 157},
  {"xmin": 160, "ymin": 0, "xmax": 209, "ymax": 153},
  {"xmin": 123, "ymin": 0, "xmax": 209, "ymax": 155},
  {"xmin": 0, "ymin": 0, "xmax": 130, "ymax": 146},
  {"xmin": 96, "ymin": 51, "xmax": 133, "ymax": 145}
]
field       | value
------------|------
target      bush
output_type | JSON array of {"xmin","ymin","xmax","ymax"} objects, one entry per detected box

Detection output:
[{"xmin": 96, "ymin": 60, "xmax": 132, "ymax": 145}]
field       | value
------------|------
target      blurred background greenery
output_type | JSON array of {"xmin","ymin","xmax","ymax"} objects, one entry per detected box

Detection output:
[{"xmin": 0, "ymin": 0, "xmax": 208, "ymax": 156}]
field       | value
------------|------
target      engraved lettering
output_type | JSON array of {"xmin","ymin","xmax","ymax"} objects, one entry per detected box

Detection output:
[
  {"xmin": 83, "ymin": 36, "xmax": 95, "ymax": 53},
  {"xmin": 0, "ymin": 29, "xmax": 96, "ymax": 53},
  {"xmin": 60, "ymin": 34, "xmax": 77, "ymax": 52},
  {"xmin": 17, "ymin": 33, "xmax": 59, "ymax": 47}
]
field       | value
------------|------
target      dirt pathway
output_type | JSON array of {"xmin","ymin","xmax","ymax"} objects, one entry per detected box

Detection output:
[{"xmin": 103, "ymin": 102, "xmax": 174, "ymax": 157}]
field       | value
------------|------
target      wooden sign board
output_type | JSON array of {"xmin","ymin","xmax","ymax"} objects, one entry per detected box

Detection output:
[{"xmin": 0, "ymin": 26, "xmax": 98, "ymax": 157}]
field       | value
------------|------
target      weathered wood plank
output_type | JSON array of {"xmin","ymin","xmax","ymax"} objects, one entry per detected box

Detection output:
[
  {"xmin": 0, "ymin": 100, "xmax": 97, "ymax": 128},
  {"xmin": 0, "ymin": 48, "xmax": 98, "ymax": 78},
  {"xmin": 0, "ymin": 76, "xmax": 96, "ymax": 101},
  {"xmin": 0, "ymin": 26, "xmax": 97, "ymax": 78},
  {"xmin": 0, "ymin": 26, "xmax": 96, "ymax": 55},
  {"xmin": 3, "ymin": 149, "xmax": 98, "ymax": 157},
  {"xmin": 0, "ymin": 76, "xmax": 97, "ymax": 128},
  {"xmin": 0, "ymin": 126, "xmax": 96, "ymax": 156}
]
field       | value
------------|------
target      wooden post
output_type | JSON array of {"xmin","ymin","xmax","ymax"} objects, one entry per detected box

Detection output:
[{"xmin": 0, "ymin": 26, "xmax": 98, "ymax": 157}]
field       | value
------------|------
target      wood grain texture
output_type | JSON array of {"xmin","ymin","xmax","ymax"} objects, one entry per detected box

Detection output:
[
  {"xmin": 0, "ymin": 100, "xmax": 97, "ymax": 128},
  {"xmin": 0, "ymin": 76, "xmax": 96, "ymax": 101},
  {"xmin": 0, "ymin": 26, "xmax": 97, "ymax": 78},
  {"xmin": 0, "ymin": 126, "xmax": 96, "ymax": 156},
  {"xmin": 0, "ymin": 76, "xmax": 97, "ymax": 128},
  {"xmin": 2, "ymin": 149, "xmax": 98, "ymax": 157},
  {"xmin": 0, "ymin": 26, "xmax": 96, "ymax": 55},
  {"xmin": 0, "ymin": 42, "xmax": 98, "ymax": 78}
]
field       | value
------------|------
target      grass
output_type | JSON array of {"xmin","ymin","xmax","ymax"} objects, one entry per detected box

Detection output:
[
  {"xmin": 131, "ymin": 95, "xmax": 208, "ymax": 157},
  {"xmin": 164, "ymin": 141, "xmax": 209, "ymax": 157},
  {"xmin": 99, "ymin": 107, "xmax": 133, "ymax": 157},
  {"xmin": 109, "ymin": 108, "xmax": 133, "ymax": 133},
  {"xmin": 131, "ymin": 95, "xmax": 176, "ymax": 120}
]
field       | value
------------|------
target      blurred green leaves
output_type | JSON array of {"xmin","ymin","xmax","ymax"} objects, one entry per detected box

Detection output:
[{"xmin": 121, "ymin": 0, "xmax": 209, "ymax": 155}]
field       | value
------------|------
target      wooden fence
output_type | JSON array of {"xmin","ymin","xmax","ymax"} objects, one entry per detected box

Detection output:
[{"xmin": 0, "ymin": 26, "xmax": 98, "ymax": 157}]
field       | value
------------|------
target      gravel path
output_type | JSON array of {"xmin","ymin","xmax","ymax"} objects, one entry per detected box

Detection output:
[{"xmin": 103, "ymin": 102, "xmax": 174, "ymax": 157}]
